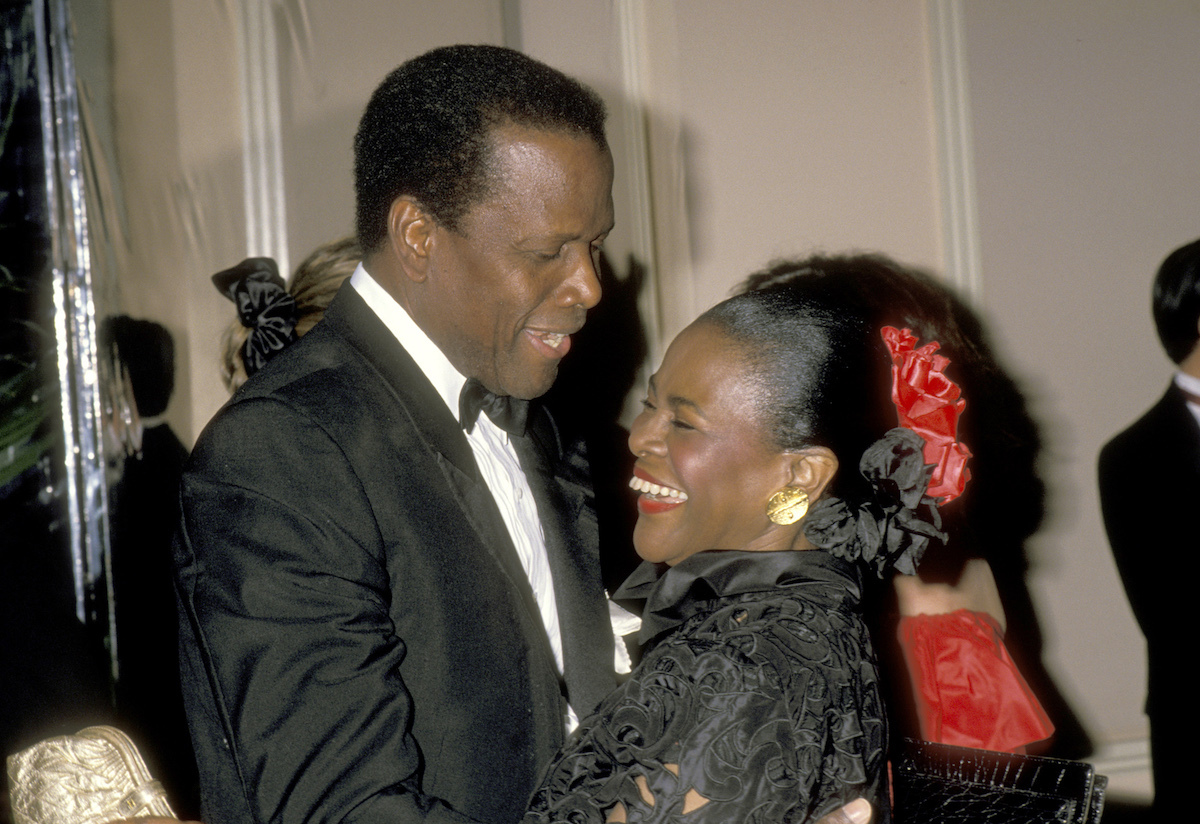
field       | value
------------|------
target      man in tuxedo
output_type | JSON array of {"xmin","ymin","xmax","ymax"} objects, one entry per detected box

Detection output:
[
  {"xmin": 174, "ymin": 46, "xmax": 618, "ymax": 824},
  {"xmin": 1098, "ymin": 237, "xmax": 1200, "ymax": 820}
]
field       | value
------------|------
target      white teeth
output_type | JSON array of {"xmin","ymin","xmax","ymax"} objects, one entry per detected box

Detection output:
[
  {"xmin": 628, "ymin": 475, "xmax": 688, "ymax": 501},
  {"xmin": 539, "ymin": 332, "xmax": 565, "ymax": 348}
]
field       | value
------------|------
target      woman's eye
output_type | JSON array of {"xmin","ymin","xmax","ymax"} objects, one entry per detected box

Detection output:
[{"xmin": 640, "ymin": 398, "xmax": 656, "ymax": 412}]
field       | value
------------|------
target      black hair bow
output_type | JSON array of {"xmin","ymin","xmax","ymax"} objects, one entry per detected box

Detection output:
[
  {"xmin": 804, "ymin": 427, "xmax": 946, "ymax": 578},
  {"xmin": 212, "ymin": 257, "xmax": 298, "ymax": 378}
]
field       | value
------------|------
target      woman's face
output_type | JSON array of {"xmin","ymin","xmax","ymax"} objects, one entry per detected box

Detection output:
[{"xmin": 627, "ymin": 321, "xmax": 801, "ymax": 565}]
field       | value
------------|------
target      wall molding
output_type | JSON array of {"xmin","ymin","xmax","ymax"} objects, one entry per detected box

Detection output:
[
  {"xmin": 237, "ymin": 0, "xmax": 289, "ymax": 275},
  {"xmin": 929, "ymin": 0, "xmax": 982, "ymax": 300},
  {"xmin": 614, "ymin": 0, "xmax": 664, "ymax": 364},
  {"xmin": 1090, "ymin": 736, "xmax": 1152, "ymax": 800}
]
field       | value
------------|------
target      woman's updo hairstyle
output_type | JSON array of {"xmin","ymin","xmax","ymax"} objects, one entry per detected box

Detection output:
[
  {"xmin": 699, "ymin": 252, "xmax": 984, "ymax": 576},
  {"xmin": 740, "ymin": 253, "xmax": 1041, "ymax": 571},
  {"xmin": 739, "ymin": 253, "xmax": 977, "ymax": 367},
  {"xmin": 696, "ymin": 279, "xmax": 893, "ymax": 509}
]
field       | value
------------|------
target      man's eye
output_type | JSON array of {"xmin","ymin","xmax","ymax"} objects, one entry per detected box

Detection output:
[
  {"xmin": 640, "ymin": 398, "xmax": 656, "ymax": 412},
  {"xmin": 671, "ymin": 419, "xmax": 695, "ymax": 432}
]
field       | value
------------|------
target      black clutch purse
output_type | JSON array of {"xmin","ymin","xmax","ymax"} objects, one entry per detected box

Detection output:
[{"xmin": 891, "ymin": 739, "xmax": 1107, "ymax": 824}]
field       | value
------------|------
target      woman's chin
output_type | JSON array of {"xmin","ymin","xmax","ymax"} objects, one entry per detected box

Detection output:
[{"xmin": 632, "ymin": 530, "xmax": 703, "ymax": 566}]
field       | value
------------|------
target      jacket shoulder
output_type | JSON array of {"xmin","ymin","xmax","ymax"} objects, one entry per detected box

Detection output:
[{"xmin": 1102, "ymin": 387, "xmax": 1193, "ymax": 460}]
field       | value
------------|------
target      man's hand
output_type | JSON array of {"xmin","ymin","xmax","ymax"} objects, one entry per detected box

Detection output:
[{"xmin": 815, "ymin": 797, "xmax": 872, "ymax": 824}]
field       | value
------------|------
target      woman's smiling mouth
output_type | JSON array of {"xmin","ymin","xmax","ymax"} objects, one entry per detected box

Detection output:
[{"xmin": 629, "ymin": 470, "xmax": 688, "ymax": 514}]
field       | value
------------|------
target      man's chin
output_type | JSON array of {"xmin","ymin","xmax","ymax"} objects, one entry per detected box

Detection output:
[{"xmin": 496, "ymin": 363, "xmax": 560, "ymax": 401}]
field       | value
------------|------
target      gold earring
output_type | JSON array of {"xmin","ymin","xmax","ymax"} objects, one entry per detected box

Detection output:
[{"xmin": 766, "ymin": 487, "xmax": 809, "ymax": 525}]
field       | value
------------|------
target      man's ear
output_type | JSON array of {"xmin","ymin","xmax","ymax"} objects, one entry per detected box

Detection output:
[
  {"xmin": 785, "ymin": 447, "xmax": 839, "ymax": 503},
  {"xmin": 387, "ymin": 196, "xmax": 436, "ymax": 283}
]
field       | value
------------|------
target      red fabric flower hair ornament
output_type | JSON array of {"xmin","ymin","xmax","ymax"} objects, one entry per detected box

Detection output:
[{"xmin": 881, "ymin": 326, "xmax": 972, "ymax": 503}]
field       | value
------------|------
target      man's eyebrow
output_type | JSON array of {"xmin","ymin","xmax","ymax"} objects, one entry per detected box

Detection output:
[
  {"xmin": 666, "ymin": 394, "xmax": 703, "ymax": 417},
  {"xmin": 516, "ymin": 230, "xmax": 593, "ymax": 248}
]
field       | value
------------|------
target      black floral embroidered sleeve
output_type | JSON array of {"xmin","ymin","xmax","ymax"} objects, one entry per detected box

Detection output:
[{"xmin": 523, "ymin": 550, "xmax": 890, "ymax": 824}]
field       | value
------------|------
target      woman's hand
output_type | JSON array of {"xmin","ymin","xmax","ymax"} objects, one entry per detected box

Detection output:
[{"xmin": 815, "ymin": 797, "xmax": 872, "ymax": 824}]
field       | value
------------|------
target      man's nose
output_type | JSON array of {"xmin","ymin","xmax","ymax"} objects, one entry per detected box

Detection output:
[{"xmin": 558, "ymin": 248, "xmax": 602, "ymax": 310}]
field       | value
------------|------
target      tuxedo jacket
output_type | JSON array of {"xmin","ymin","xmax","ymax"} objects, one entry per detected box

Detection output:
[
  {"xmin": 175, "ymin": 284, "xmax": 617, "ymax": 824},
  {"xmin": 1098, "ymin": 382, "xmax": 1200, "ymax": 720}
]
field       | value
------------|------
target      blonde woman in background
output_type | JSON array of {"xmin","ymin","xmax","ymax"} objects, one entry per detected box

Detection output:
[{"xmin": 214, "ymin": 236, "xmax": 361, "ymax": 393}]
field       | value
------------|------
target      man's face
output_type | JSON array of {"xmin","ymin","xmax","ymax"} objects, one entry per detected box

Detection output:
[{"xmin": 424, "ymin": 124, "xmax": 615, "ymax": 399}]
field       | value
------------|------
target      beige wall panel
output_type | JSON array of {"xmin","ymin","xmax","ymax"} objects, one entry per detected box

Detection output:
[
  {"xmin": 659, "ymin": 0, "xmax": 942, "ymax": 336},
  {"xmin": 964, "ymin": 0, "xmax": 1200, "ymax": 760},
  {"xmin": 111, "ymin": 0, "xmax": 244, "ymax": 441}
]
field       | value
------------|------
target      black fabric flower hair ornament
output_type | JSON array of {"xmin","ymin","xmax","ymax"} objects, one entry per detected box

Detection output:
[
  {"xmin": 212, "ymin": 257, "xmax": 298, "ymax": 378},
  {"xmin": 804, "ymin": 427, "xmax": 945, "ymax": 577},
  {"xmin": 803, "ymin": 327, "xmax": 972, "ymax": 578}
]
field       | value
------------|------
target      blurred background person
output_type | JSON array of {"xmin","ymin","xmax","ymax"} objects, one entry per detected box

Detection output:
[
  {"xmin": 1098, "ymin": 237, "xmax": 1200, "ymax": 820},
  {"xmin": 99, "ymin": 314, "xmax": 197, "ymax": 818},
  {"xmin": 215, "ymin": 236, "xmax": 361, "ymax": 394}
]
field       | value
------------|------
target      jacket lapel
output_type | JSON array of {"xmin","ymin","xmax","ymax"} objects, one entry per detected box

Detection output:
[
  {"xmin": 514, "ymin": 415, "xmax": 617, "ymax": 717},
  {"xmin": 1158, "ymin": 384, "xmax": 1200, "ymax": 474},
  {"xmin": 323, "ymin": 285, "xmax": 557, "ymax": 667}
]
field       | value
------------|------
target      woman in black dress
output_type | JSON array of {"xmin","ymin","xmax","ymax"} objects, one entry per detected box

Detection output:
[{"xmin": 524, "ymin": 276, "xmax": 969, "ymax": 823}]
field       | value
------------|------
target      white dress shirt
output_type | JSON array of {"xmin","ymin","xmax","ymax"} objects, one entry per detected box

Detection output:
[
  {"xmin": 1175, "ymin": 370, "xmax": 1200, "ymax": 432},
  {"xmin": 349, "ymin": 265, "xmax": 566, "ymax": 679}
]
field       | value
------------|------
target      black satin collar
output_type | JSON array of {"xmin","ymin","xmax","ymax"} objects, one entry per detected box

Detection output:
[{"xmin": 614, "ymin": 549, "xmax": 862, "ymax": 646}]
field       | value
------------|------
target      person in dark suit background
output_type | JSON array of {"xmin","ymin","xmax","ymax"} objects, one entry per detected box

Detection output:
[
  {"xmin": 1098, "ymin": 236, "xmax": 1200, "ymax": 820},
  {"xmin": 100, "ymin": 315, "xmax": 199, "ymax": 818},
  {"xmin": 174, "ymin": 46, "xmax": 619, "ymax": 824}
]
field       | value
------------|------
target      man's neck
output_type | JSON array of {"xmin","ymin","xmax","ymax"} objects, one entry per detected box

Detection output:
[
  {"xmin": 349, "ymin": 263, "xmax": 467, "ymax": 421},
  {"xmin": 361, "ymin": 254, "xmax": 412, "ymax": 312}
]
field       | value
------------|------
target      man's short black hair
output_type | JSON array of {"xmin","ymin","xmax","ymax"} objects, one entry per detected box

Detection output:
[
  {"xmin": 1152, "ymin": 237, "xmax": 1200, "ymax": 364},
  {"xmin": 353, "ymin": 44, "xmax": 608, "ymax": 252}
]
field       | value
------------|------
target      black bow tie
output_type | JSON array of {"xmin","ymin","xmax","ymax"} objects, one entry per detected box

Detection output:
[{"xmin": 459, "ymin": 378, "xmax": 530, "ymax": 436}]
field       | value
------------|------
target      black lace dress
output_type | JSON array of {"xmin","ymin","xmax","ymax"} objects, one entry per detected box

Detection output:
[{"xmin": 523, "ymin": 549, "xmax": 890, "ymax": 824}]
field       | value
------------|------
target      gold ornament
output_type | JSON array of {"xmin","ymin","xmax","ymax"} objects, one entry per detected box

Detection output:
[
  {"xmin": 766, "ymin": 487, "xmax": 809, "ymax": 525},
  {"xmin": 6, "ymin": 725, "xmax": 177, "ymax": 824}
]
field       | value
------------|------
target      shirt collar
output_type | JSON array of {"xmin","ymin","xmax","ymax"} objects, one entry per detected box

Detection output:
[
  {"xmin": 350, "ymin": 263, "xmax": 466, "ymax": 421},
  {"xmin": 1175, "ymin": 369, "xmax": 1200, "ymax": 399},
  {"xmin": 614, "ymin": 549, "xmax": 861, "ymax": 645},
  {"xmin": 1175, "ymin": 370, "xmax": 1200, "ymax": 428}
]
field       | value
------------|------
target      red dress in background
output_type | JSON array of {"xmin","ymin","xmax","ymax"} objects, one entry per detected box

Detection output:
[{"xmin": 897, "ymin": 609, "xmax": 1054, "ymax": 753}]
